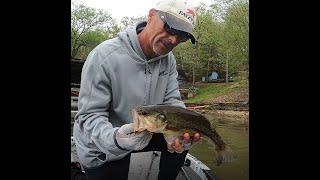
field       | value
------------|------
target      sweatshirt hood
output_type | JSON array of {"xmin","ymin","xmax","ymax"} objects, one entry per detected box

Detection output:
[{"xmin": 118, "ymin": 21, "xmax": 167, "ymax": 64}]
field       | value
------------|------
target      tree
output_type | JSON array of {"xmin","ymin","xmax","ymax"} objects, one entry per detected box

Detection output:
[
  {"xmin": 172, "ymin": 0, "xmax": 249, "ymax": 83},
  {"xmin": 71, "ymin": 0, "xmax": 116, "ymax": 58},
  {"xmin": 223, "ymin": 0, "xmax": 249, "ymax": 79},
  {"xmin": 70, "ymin": 0, "xmax": 249, "ymax": 82},
  {"xmin": 120, "ymin": 16, "xmax": 147, "ymax": 31}
]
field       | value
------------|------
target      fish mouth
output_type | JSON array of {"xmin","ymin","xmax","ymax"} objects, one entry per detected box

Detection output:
[
  {"xmin": 132, "ymin": 109, "xmax": 145, "ymax": 132},
  {"xmin": 132, "ymin": 109, "xmax": 168, "ymax": 133}
]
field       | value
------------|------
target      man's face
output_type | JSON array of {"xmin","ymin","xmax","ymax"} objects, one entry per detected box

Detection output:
[{"xmin": 148, "ymin": 11, "xmax": 189, "ymax": 56}]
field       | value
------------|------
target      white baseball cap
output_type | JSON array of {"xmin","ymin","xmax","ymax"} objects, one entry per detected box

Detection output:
[{"xmin": 155, "ymin": 0, "xmax": 197, "ymax": 44}]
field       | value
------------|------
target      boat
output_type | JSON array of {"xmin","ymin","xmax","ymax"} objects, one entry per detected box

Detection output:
[{"xmin": 71, "ymin": 136, "xmax": 218, "ymax": 180}]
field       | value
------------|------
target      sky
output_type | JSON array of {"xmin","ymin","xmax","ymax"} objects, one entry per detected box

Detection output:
[{"xmin": 81, "ymin": 0, "xmax": 214, "ymax": 22}]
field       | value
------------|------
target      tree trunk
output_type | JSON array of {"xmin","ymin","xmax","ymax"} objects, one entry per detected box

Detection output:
[
  {"xmin": 192, "ymin": 63, "xmax": 195, "ymax": 87},
  {"xmin": 226, "ymin": 50, "xmax": 229, "ymax": 83},
  {"xmin": 206, "ymin": 60, "xmax": 210, "ymax": 83}
]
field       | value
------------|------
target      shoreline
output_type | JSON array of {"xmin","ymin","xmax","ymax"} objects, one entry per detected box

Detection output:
[{"xmin": 185, "ymin": 102, "xmax": 249, "ymax": 111}]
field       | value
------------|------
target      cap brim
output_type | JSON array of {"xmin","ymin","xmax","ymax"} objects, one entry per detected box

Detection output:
[{"xmin": 157, "ymin": 11, "xmax": 196, "ymax": 44}]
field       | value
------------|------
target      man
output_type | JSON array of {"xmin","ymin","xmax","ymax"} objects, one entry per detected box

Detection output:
[{"xmin": 73, "ymin": 0, "xmax": 200, "ymax": 179}]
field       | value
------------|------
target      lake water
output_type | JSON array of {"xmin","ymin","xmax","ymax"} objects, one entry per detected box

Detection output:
[{"xmin": 188, "ymin": 110, "xmax": 249, "ymax": 180}]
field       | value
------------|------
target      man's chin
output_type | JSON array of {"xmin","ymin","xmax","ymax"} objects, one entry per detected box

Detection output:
[{"xmin": 153, "ymin": 46, "xmax": 170, "ymax": 56}]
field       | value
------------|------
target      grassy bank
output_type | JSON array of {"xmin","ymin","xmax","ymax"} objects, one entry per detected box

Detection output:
[{"xmin": 183, "ymin": 79, "xmax": 248, "ymax": 104}]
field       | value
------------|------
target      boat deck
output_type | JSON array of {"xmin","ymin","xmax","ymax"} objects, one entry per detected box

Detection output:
[{"xmin": 71, "ymin": 142, "xmax": 208, "ymax": 180}]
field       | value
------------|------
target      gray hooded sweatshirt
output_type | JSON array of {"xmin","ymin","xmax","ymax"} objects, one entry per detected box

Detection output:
[{"xmin": 73, "ymin": 21, "xmax": 185, "ymax": 168}]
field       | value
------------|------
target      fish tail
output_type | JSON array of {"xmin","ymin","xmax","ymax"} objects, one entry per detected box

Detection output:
[{"xmin": 214, "ymin": 144, "xmax": 237, "ymax": 166}]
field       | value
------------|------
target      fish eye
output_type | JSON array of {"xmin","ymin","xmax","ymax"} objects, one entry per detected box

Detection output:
[{"xmin": 159, "ymin": 114, "xmax": 165, "ymax": 119}]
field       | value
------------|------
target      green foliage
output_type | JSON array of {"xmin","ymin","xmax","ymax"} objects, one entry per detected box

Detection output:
[
  {"xmin": 120, "ymin": 16, "xmax": 147, "ymax": 31},
  {"xmin": 186, "ymin": 83, "xmax": 234, "ymax": 103},
  {"xmin": 71, "ymin": 0, "xmax": 119, "ymax": 59},
  {"xmin": 224, "ymin": 0, "xmax": 249, "ymax": 71},
  {"xmin": 74, "ymin": 30, "xmax": 109, "ymax": 58},
  {"xmin": 172, "ymin": 0, "xmax": 249, "ymax": 83},
  {"xmin": 71, "ymin": 0, "xmax": 249, "ymax": 79},
  {"xmin": 185, "ymin": 79, "xmax": 248, "ymax": 104}
]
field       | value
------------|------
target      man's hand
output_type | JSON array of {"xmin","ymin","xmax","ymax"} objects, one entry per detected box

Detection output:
[
  {"xmin": 167, "ymin": 133, "xmax": 200, "ymax": 153},
  {"xmin": 115, "ymin": 123, "xmax": 153, "ymax": 151}
]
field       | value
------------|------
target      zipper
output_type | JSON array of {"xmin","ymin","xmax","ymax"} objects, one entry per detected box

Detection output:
[{"xmin": 144, "ymin": 63, "xmax": 152, "ymax": 105}]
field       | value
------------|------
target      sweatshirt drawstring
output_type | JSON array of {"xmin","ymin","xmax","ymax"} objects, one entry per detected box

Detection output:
[{"xmin": 145, "ymin": 63, "xmax": 152, "ymax": 74}]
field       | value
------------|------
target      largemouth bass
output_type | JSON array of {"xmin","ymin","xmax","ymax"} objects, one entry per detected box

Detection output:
[{"xmin": 132, "ymin": 104, "xmax": 237, "ymax": 166}]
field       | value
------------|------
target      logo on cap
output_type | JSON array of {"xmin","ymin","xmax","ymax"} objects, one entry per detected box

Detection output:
[
  {"xmin": 187, "ymin": 9, "xmax": 196, "ymax": 17},
  {"xmin": 179, "ymin": 9, "xmax": 196, "ymax": 27}
]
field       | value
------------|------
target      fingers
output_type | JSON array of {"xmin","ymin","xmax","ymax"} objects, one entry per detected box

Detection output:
[
  {"xmin": 118, "ymin": 123, "xmax": 134, "ymax": 135},
  {"xmin": 183, "ymin": 133, "xmax": 191, "ymax": 144},
  {"xmin": 182, "ymin": 133, "xmax": 192, "ymax": 150},
  {"xmin": 167, "ymin": 138, "xmax": 183, "ymax": 153},
  {"xmin": 174, "ymin": 137, "xmax": 183, "ymax": 153},
  {"xmin": 193, "ymin": 133, "xmax": 201, "ymax": 142},
  {"xmin": 167, "ymin": 133, "xmax": 201, "ymax": 153},
  {"xmin": 183, "ymin": 132, "xmax": 200, "ymax": 142},
  {"xmin": 167, "ymin": 143, "xmax": 174, "ymax": 153}
]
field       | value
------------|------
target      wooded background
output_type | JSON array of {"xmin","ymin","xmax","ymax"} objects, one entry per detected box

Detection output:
[{"xmin": 71, "ymin": 0, "xmax": 249, "ymax": 83}]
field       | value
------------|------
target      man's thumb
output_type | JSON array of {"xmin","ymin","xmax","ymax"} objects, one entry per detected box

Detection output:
[{"xmin": 118, "ymin": 123, "xmax": 134, "ymax": 135}]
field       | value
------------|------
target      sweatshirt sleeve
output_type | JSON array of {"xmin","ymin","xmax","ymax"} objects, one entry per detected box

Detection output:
[
  {"xmin": 162, "ymin": 54, "xmax": 186, "ymax": 108},
  {"xmin": 75, "ymin": 50, "xmax": 131, "ymax": 160}
]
